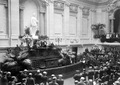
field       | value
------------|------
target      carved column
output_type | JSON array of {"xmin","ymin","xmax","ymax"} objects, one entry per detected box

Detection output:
[
  {"xmin": 90, "ymin": 9, "xmax": 96, "ymax": 41},
  {"xmin": 40, "ymin": 11, "xmax": 44, "ymax": 35},
  {"xmin": 82, "ymin": 6, "xmax": 90, "ymax": 37},
  {"xmin": 110, "ymin": 18, "xmax": 114, "ymax": 33},
  {"xmin": 19, "ymin": 6, "xmax": 24, "ymax": 35},
  {"xmin": 8, "ymin": 0, "xmax": 11, "ymax": 46},
  {"xmin": 107, "ymin": 0, "xmax": 118, "ymax": 33},
  {"xmin": 64, "ymin": 1, "xmax": 70, "ymax": 36},
  {"xmin": 40, "ymin": 2, "xmax": 46, "ymax": 35}
]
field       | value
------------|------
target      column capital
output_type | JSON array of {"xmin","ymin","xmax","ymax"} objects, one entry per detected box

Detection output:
[
  {"xmin": 64, "ymin": 1, "xmax": 70, "ymax": 7},
  {"xmin": 82, "ymin": 6, "xmax": 90, "ymax": 16},
  {"xmin": 90, "ymin": 9, "xmax": 96, "ymax": 12},
  {"xmin": 79, "ymin": 5, "xmax": 83, "ymax": 9},
  {"xmin": 102, "ymin": 8, "xmax": 108, "ymax": 12},
  {"xmin": 69, "ymin": 3, "xmax": 79, "ymax": 13},
  {"xmin": 41, "ymin": 0, "xmax": 54, "ymax": 6},
  {"xmin": 54, "ymin": 1, "xmax": 64, "ymax": 11}
]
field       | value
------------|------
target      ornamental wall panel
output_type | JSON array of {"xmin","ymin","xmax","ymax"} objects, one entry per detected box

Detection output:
[
  {"xmin": 53, "ymin": 1, "xmax": 64, "ymax": 37},
  {"xmin": 82, "ymin": 17, "xmax": 88, "ymax": 37},
  {"xmin": 0, "ymin": 4, "xmax": 7, "ymax": 35},
  {"xmin": 96, "ymin": 8, "xmax": 102, "ymax": 23},
  {"xmin": 10, "ymin": 0, "xmax": 20, "ymax": 47},
  {"xmin": 82, "ymin": 6, "xmax": 90, "ymax": 37},
  {"xmin": 69, "ymin": 15, "xmax": 77, "ymax": 36},
  {"xmin": 69, "ymin": 3, "xmax": 78, "ymax": 36},
  {"xmin": 54, "ymin": 13, "xmax": 63, "ymax": 36},
  {"xmin": 11, "ymin": 0, "xmax": 19, "ymax": 36}
]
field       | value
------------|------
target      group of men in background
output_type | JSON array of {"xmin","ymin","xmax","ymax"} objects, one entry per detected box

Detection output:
[{"xmin": 0, "ymin": 69, "xmax": 64, "ymax": 85}]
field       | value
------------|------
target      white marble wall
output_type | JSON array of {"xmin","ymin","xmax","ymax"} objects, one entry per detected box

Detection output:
[
  {"xmin": 0, "ymin": 0, "xmax": 112, "ymax": 62},
  {"xmin": 45, "ymin": 0, "xmax": 111, "ymax": 55},
  {"xmin": 0, "ymin": 0, "xmax": 110, "ymax": 49},
  {"xmin": 46, "ymin": 0, "xmax": 97, "ymax": 46}
]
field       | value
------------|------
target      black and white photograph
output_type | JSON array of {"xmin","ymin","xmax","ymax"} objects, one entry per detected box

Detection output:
[{"xmin": 1, "ymin": 0, "xmax": 120, "ymax": 85}]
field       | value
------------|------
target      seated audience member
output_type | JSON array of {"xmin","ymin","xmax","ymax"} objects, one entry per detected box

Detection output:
[
  {"xmin": 21, "ymin": 78, "xmax": 26, "ymax": 85},
  {"xmin": 8, "ymin": 76, "xmax": 17, "ymax": 85},
  {"xmin": 7, "ymin": 72, "xmax": 12, "ymax": 83},
  {"xmin": 88, "ymin": 67, "xmax": 94, "ymax": 80},
  {"xmin": 21, "ymin": 69, "xmax": 28, "ymax": 80},
  {"xmin": 73, "ymin": 70, "xmax": 81, "ymax": 81},
  {"xmin": 34, "ymin": 69, "xmax": 41, "ymax": 85},
  {"xmin": 26, "ymin": 73, "xmax": 35, "ymax": 85},
  {"xmin": 78, "ymin": 77, "xmax": 86, "ymax": 85},
  {"xmin": 48, "ymin": 74, "xmax": 56, "ymax": 83},
  {"xmin": 57, "ymin": 74, "xmax": 64, "ymax": 85},
  {"xmin": 49, "ymin": 77, "xmax": 59, "ymax": 85},
  {"xmin": 1, "ymin": 72, "xmax": 8, "ymax": 85},
  {"xmin": 87, "ymin": 79, "xmax": 93, "ymax": 85},
  {"xmin": 74, "ymin": 80, "xmax": 79, "ymax": 85},
  {"xmin": 81, "ymin": 69, "xmax": 87, "ymax": 80},
  {"xmin": 42, "ymin": 71, "xmax": 48, "ymax": 85},
  {"xmin": 113, "ymin": 77, "xmax": 120, "ymax": 85}
]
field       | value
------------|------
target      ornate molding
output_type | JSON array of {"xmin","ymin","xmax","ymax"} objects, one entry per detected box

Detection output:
[
  {"xmin": 82, "ymin": 6, "xmax": 90, "ymax": 16},
  {"xmin": 64, "ymin": 0, "xmax": 70, "ymax": 7},
  {"xmin": 69, "ymin": 3, "xmax": 79, "ymax": 13},
  {"xmin": 90, "ymin": 9, "xmax": 96, "ymax": 12},
  {"xmin": 70, "ymin": 38, "xmax": 79, "ymax": 44},
  {"xmin": 102, "ymin": 8, "xmax": 108, "ymax": 12},
  {"xmin": 0, "ymin": 0, "xmax": 7, "ymax": 7},
  {"xmin": 54, "ymin": 1, "xmax": 64, "ymax": 11},
  {"xmin": 79, "ymin": 5, "xmax": 83, "ymax": 10},
  {"xmin": 107, "ymin": 0, "xmax": 120, "ymax": 16},
  {"xmin": 41, "ymin": 0, "xmax": 54, "ymax": 5}
]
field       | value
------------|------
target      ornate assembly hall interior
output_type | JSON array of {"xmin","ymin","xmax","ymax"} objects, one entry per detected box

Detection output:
[{"xmin": 1, "ymin": 0, "xmax": 120, "ymax": 85}]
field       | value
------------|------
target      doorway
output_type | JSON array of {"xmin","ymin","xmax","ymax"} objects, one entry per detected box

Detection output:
[{"xmin": 114, "ymin": 9, "xmax": 120, "ymax": 33}]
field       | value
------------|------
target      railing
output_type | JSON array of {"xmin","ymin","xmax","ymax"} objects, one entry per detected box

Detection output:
[{"xmin": 28, "ymin": 62, "xmax": 83, "ymax": 78}]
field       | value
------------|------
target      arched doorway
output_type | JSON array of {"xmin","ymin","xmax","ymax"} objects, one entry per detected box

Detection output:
[{"xmin": 114, "ymin": 9, "xmax": 120, "ymax": 33}]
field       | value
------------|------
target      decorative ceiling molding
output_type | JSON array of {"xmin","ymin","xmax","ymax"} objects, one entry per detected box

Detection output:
[
  {"xmin": 69, "ymin": 3, "xmax": 79, "ymax": 13},
  {"xmin": 0, "ymin": 0, "xmax": 7, "ymax": 5},
  {"xmin": 107, "ymin": 0, "xmax": 120, "ymax": 16},
  {"xmin": 90, "ymin": 8, "xmax": 96, "ymax": 12},
  {"xmin": 76, "ymin": 0, "xmax": 110, "ymax": 6},
  {"xmin": 82, "ymin": 6, "xmax": 90, "ymax": 16},
  {"xmin": 54, "ymin": 1, "xmax": 64, "ymax": 11},
  {"xmin": 87, "ymin": 0, "xmax": 109, "ymax": 3}
]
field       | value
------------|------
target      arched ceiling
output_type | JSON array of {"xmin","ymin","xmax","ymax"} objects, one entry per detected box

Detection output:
[
  {"xmin": 87, "ymin": 0, "xmax": 109, "ymax": 3},
  {"xmin": 77, "ymin": 0, "xmax": 112, "ymax": 6}
]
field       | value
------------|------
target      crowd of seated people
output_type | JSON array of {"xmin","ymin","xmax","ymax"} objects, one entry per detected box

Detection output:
[
  {"xmin": 0, "ymin": 69, "xmax": 64, "ymax": 85},
  {"xmin": 73, "ymin": 45, "xmax": 120, "ymax": 85},
  {"xmin": 1, "ymin": 45, "xmax": 120, "ymax": 85},
  {"xmin": 73, "ymin": 65, "xmax": 120, "ymax": 85}
]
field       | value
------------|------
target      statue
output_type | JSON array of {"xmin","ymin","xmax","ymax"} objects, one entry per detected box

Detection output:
[{"xmin": 30, "ymin": 13, "xmax": 39, "ymax": 39}]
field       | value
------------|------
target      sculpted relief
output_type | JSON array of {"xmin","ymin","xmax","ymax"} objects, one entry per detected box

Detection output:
[{"xmin": 107, "ymin": 0, "xmax": 120, "ymax": 16}]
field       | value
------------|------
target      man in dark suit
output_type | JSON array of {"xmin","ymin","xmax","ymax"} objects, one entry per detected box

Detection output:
[
  {"xmin": 42, "ymin": 71, "xmax": 48, "ymax": 85},
  {"xmin": 57, "ymin": 74, "xmax": 64, "ymax": 85},
  {"xmin": 73, "ymin": 70, "xmax": 81, "ymax": 81},
  {"xmin": 49, "ymin": 77, "xmax": 59, "ymax": 85},
  {"xmin": 26, "ymin": 73, "xmax": 35, "ymax": 85}
]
